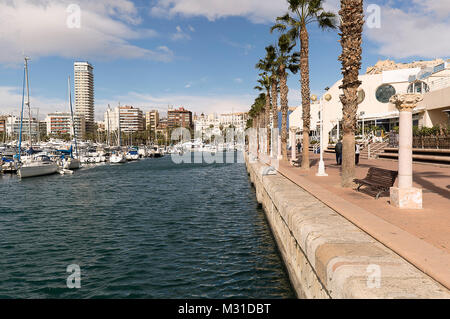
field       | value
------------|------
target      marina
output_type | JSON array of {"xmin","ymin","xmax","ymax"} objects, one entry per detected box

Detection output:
[{"xmin": 0, "ymin": 153, "xmax": 294, "ymax": 298}]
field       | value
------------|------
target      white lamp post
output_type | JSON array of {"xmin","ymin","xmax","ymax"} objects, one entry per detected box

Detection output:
[{"xmin": 313, "ymin": 93, "xmax": 332, "ymax": 177}]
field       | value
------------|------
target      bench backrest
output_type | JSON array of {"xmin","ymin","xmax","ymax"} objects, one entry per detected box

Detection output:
[{"xmin": 366, "ymin": 167, "xmax": 398, "ymax": 186}]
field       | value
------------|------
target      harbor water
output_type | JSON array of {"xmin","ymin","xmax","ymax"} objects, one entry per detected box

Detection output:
[{"xmin": 0, "ymin": 153, "xmax": 294, "ymax": 298}]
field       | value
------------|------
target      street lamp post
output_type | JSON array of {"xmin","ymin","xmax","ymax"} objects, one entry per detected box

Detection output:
[{"xmin": 313, "ymin": 93, "xmax": 332, "ymax": 177}]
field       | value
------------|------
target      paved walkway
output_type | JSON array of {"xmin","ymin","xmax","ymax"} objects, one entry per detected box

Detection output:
[{"xmin": 257, "ymin": 151, "xmax": 450, "ymax": 289}]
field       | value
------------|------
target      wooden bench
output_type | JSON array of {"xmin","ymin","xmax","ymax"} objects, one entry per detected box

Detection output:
[
  {"xmin": 354, "ymin": 167, "xmax": 398, "ymax": 199},
  {"xmin": 291, "ymin": 156, "xmax": 302, "ymax": 167}
]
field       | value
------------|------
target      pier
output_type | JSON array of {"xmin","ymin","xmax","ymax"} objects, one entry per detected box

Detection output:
[{"xmin": 245, "ymin": 152, "xmax": 450, "ymax": 298}]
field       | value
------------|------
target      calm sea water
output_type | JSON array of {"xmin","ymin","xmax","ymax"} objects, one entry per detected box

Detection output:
[{"xmin": 0, "ymin": 153, "xmax": 294, "ymax": 298}]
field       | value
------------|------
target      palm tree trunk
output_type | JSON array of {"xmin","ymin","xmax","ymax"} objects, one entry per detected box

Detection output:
[
  {"xmin": 265, "ymin": 89, "xmax": 271, "ymax": 155},
  {"xmin": 300, "ymin": 24, "xmax": 311, "ymax": 170},
  {"xmin": 279, "ymin": 66, "xmax": 288, "ymax": 158},
  {"xmin": 339, "ymin": 0, "xmax": 364, "ymax": 187},
  {"xmin": 271, "ymin": 76, "xmax": 278, "ymax": 157}
]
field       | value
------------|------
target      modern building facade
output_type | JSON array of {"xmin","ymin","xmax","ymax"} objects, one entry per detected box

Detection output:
[
  {"xmin": 74, "ymin": 61, "xmax": 94, "ymax": 137},
  {"xmin": 145, "ymin": 110, "xmax": 160, "ymax": 131},
  {"xmin": 168, "ymin": 107, "xmax": 193, "ymax": 129},
  {"xmin": 45, "ymin": 112, "xmax": 72, "ymax": 136},
  {"xmin": 5, "ymin": 115, "xmax": 40, "ymax": 139},
  {"xmin": 289, "ymin": 59, "xmax": 450, "ymax": 143},
  {"xmin": 105, "ymin": 105, "xmax": 144, "ymax": 133}
]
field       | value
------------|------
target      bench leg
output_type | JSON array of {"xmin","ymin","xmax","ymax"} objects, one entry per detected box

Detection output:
[
  {"xmin": 375, "ymin": 190, "xmax": 382, "ymax": 199},
  {"xmin": 357, "ymin": 184, "xmax": 363, "ymax": 192}
]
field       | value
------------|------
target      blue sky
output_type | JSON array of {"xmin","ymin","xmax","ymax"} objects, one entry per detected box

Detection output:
[{"xmin": 0, "ymin": 0, "xmax": 449, "ymax": 120}]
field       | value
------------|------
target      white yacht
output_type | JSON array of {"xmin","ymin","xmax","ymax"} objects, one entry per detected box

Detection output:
[
  {"xmin": 18, "ymin": 154, "xmax": 58, "ymax": 178},
  {"xmin": 110, "ymin": 152, "xmax": 127, "ymax": 164}
]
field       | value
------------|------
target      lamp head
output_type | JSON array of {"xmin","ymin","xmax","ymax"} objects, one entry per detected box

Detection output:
[
  {"xmin": 324, "ymin": 94, "xmax": 332, "ymax": 102},
  {"xmin": 311, "ymin": 95, "xmax": 318, "ymax": 102}
]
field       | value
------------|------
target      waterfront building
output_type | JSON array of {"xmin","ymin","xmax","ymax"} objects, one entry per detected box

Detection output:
[
  {"xmin": 289, "ymin": 58, "xmax": 450, "ymax": 143},
  {"xmin": 45, "ymin": 112, "xmax": 72, "ymax": 136},
  {"xmin": 167, "ymin": 107, "xmax": 193, "ymax": 129},
  {"xmin": 5, "ymin": 115, "xmax": 40, "ymax": 140},
  {"xmin": 145, "ymin": 110, "xmax": 160, "ymax": 131},
  {"xmin": 105, "ymin": 105, "xmax": 144, "ymax": 133},
  {"xmin": 74, "ymin": 61, "xmax": 94, "ymax": 137},
  {"xmin": 0, "ymin": 115, "xmax": 7, "ymax": 134},
  {"xmin": 219, "ymin": 112, "xmax": 249, "ymax": 132},
  {"xmin": 73, "ymin": 115, "xmax": 86, "ymax": 140}
]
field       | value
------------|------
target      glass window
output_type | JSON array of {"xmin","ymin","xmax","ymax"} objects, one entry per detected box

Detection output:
[
  {"xmin": 376, "ymin": 84, "xmax": 396, "ymax": 103},
  {"xmin": 407, "ymin": 81, "xmax": 429, "ymax": 94}
]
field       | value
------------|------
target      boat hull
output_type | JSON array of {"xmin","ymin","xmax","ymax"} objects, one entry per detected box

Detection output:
[{"xmin": 18, "ymin": 163, "xmax": 58, "ymax": 178}]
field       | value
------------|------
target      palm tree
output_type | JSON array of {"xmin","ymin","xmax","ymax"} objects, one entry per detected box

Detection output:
[
  {"xmin": 254, "ymin": 71, "xmax": 272, "ymax": 154},
  {"xmin": 339, "ymin": 0, "xmax": 364, "ymax": 187},
  {"xmin": 272, "ymin": 0, "xmax": 337, "ymax": 169},
  {"xmin": 270, "ymin": 33, "xmax": 300, "ymax": 158},
  {"xmin": 248, "ymin": 93, "xmax": 266, "ymax": 155}
]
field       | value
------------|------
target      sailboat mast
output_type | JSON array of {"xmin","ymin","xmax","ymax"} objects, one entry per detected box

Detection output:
[
  {"xmin": 68, "ymin": 76, "xmax": 78, "ymax": 158},
  {"xmin": 118, "ymin": 102, "xmax": 121, "ymax": 147},
  {"xmin": 24, "ymin": 57, "xmax": 32, "ymax": 149}
]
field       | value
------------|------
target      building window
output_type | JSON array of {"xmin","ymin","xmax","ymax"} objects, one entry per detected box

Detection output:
[
  {"xmin": 407, "ymin": 81, "xmax": 429, "ymax": 94},
  {"xmin": 375, "ymin": 84, "xmax": 396, "ymax": 103}
]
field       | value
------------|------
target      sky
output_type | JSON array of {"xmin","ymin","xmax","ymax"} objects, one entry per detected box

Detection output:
[{"xmin": 0, "ymin": 0, "xmax": 449, "ymax": 120}]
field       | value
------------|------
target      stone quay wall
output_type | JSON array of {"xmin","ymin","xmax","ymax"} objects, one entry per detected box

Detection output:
[{"xmin": 245, "ymin": 155, "xmax": 450, "ymax": 298}]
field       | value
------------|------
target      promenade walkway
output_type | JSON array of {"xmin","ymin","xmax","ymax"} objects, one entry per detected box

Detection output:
[{"xmin": 258, "ymin": 151, "xmax": 450, "ymax": 290}]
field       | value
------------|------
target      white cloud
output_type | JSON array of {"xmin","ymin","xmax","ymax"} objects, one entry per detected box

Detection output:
[
  {"xmin": 171, "ymin": 25, "xmax": 191, "ymax": 41},
  {"xmin": 234, "ymin": 78, "xmax": 243, "ymax": 83},
  {"xmin": 0, "ymin": 86, "xmax": 67, "ymax": 117},
  {"xmin": 0, "ymin": 0, "xmax": 173, "ymax": 63},
  {"xmin": 366, "ymin": 1, "xmax": 450, "ymax": 59},
  {"xmin": 151, "ymin": 0, "xmax": 339, "ymax": 23},
  {"xmin": 151, "ymin": 0, "xmax": 287, "ymax": 23}
]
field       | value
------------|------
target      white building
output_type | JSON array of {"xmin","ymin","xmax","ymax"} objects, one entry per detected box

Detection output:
[
  {"xmin": 74, "ymin": 61, "xmax": 94, "ymax": 137},
  {"xmin": 45, "ymin": 112, "xmax": 72, "ymax": 136},
  {"xmin": 289, "ymin": 59, "xmax": 450, "ymax": 144},
  {"xmin": 5, "ymin": 115, "xmax": 39, "ymax": 138},
  {"xmin": 104, "ymin": 105, "xmax": 144, "ymax": 133}
]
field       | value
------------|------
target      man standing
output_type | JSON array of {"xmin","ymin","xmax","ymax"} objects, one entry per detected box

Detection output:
[
  {"xmin": 296, "ymin": 140, "xmax": 302, "ymax": 155},
  {"xmin": 355, "ymin": 143, "xmax": 360, "ymax": 165},
  {"xmin": 335, "ymin": 140, "xmax": 343, "ymax": 165}
]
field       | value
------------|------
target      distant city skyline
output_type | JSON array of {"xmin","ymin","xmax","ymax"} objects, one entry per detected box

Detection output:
[{"xmin": 1, "ymin": 1, "xmax": 449, "ymax": 120}]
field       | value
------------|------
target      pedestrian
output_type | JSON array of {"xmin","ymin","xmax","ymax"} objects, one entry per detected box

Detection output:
[
  {"xmin": 296, "ymin": 140, "xmax": 302, "ymax": 155},
  {"xmin": 355, "ymin": 143, "xmax": 360, "ymax": 165},
  {"xmin": 335, "ymin": 140, "xmax": 343, "ymax": 165}
]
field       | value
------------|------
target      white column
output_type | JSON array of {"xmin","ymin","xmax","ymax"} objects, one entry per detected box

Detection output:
[
  {"xmin": 290, "ymin": 129, "xmax": 296, "ymax": 162},
  {"xmin": 389, "ymin": 94, "xmax": 423, "ymax": 209}
]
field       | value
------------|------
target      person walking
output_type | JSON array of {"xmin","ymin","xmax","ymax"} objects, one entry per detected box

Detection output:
[
  {"xmin": 355, "ymin": 143, "xmax": 360, "ymax": 165},
  {"xmin": 296, "ymin": 140, "xmax": 302, "ymax": 155},
  {"xmin": 335, "ymin": 140, "xmax": 343, "ymax": 165}
]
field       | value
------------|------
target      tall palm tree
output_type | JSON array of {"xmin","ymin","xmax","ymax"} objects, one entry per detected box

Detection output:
[
  {"xmin": 254, "ymin": 71, "xmax": 272, "ymax": 155},
  {"xmin": 272, "ymin": 0, "xmax": 337, "ymax": 169},
  {"xmin": 339, "ymin": 0, "xmax": 364, "ymax": 187},
  {"xmin": 270, "ymin": 33, "xmax": 300, "ymax": 158}
]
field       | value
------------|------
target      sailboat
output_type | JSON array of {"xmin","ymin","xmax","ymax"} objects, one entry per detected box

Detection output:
[
  {"xmin": 62, "ymin": 76, "xmax": 80, "ymax": 170},
  {"xmin": 18, "ymin": 57, "xmax": 58, "ymax": 178},
  {"xmin": 109, "ymin": 105, "xmax": 126, "ymax": 164}
]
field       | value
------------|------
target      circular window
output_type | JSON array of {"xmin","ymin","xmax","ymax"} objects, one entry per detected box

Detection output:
[
  {"xmin": 357, "ymin": 88, "xmax": 365, "ymax": 104},
  {"xmin": 407, "ymin": 81, "xmax": 429, "ymax": 94},
  {"xmin": 376, "ymin": 84, "xmax": 396, "ymax": 103}
]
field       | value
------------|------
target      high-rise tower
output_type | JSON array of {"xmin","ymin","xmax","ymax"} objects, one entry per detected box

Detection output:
[{"xmin": 74, "ymin": 61, "xmax": 94, "ymax": 138}]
